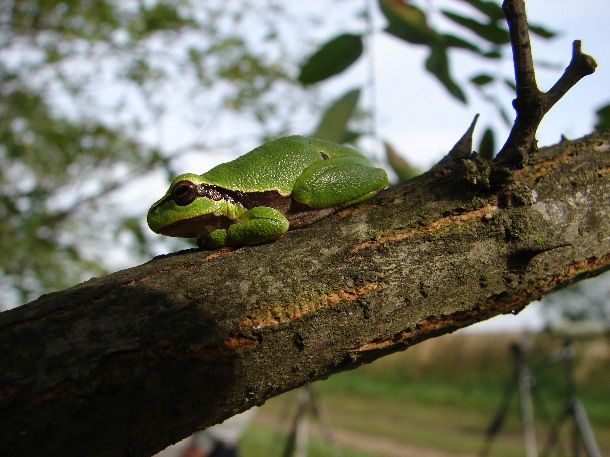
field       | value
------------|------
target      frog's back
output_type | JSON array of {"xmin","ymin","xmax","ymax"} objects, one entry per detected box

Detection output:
[{"xmin": 201, "ymin": 135, "xmax": 365, "ymax": 195}]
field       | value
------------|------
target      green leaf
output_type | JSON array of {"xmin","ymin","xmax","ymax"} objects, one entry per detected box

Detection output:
[
  {"xmin": 470, "ymin": 74, "xmax": 494, "ymax": 86},
  {"xmin": 595, "ymin": 103, "xmax": 610, "ymax": 131},
  {"xmin": 499, "ymin": 106, "xmax": 513, "ymax": 126},
  {"xmin": 529, "ymin": 24, "xmax": 557, "ymax": 39},
  {"xmin": 455, "ymin": 0, "xmax": 505, "ymax": 22},
  {"xmin": 504, "ymin": 77, "xmax": 517, "ymax": 91},
  {"xmin": 442, "ymin": 11, "xmax": 510, "ymax": 45},
  {"xmin": 379, "ymin": 0, "xmax": 439, "ymax": 45},
  {"xmin": 385, "ymin": 141, "xmax": 421, "ymax": 182},
  {"xmin": 442, "ymin": 34, "xmax": 483, "ymax": 54},
  {"xmin": 342, "ymin": 130, "xmax": 361, "ymax": 144},
  {"xmin": 141, "ymin": 3, "xmax": 194, "ymax": 33},
  {"xmin": 483, "ymin": 50, "xmax": 502, "ymax": 59},
  {"xmin": 425, "ymin": 47, "xmax": 467, "ymax": 103},
  {"xmin": 298, "ymin": 34, "xmax": 363, "ymax": 85},
  {"xmin": 478, "ymin": 127, "xmax": 495, "ymax": 160},
  {"xmin": 312, "ymin": 89, "xmax": 361, "ymax": 143}
]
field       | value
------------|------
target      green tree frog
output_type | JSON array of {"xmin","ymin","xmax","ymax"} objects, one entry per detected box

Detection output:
[{"xmin": 147, "ymin": 135, "xmax": 388, "ymax": 248}]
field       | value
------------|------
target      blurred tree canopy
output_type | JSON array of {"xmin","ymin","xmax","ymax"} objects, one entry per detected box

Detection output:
[
  {"xmin": 1, "ymin": 0, "xmax": 310, "ymax": 305},
  {"xmin": 1, "ymin": 0, "xmax": 608, "ymax": 326}
]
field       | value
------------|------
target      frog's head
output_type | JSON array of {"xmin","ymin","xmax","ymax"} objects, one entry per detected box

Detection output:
[{"xmin": 147, "ymin": 173, "xmax": 234, "ymax": 238}]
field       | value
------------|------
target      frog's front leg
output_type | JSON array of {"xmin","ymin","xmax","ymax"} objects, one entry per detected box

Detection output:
[{"xmin": 199, "ymin": 206, "xmax": 290, "ymax": 249}]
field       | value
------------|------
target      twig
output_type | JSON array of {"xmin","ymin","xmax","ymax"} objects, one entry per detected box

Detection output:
[
  {"xmin": 543, "ymin": 40, "xmax": 598, "ymax": 113},
  {"xmin": 495, "ymin": 0, "xmax": 597, "ymax": 167}
]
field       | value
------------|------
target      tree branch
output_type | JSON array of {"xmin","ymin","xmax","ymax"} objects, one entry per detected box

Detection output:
[
  {"xmin": 496, "ymin": 0, "xmax": 597, "ymax": 166},
  {"xmin": 544, "ymin": 40, "xmax": 598, "ymax": 112},
  {"xmin": 1, "ymin": 131, "xmax": 610, "ymax": 457},
  {"xmin": 503, "ymin": 0, "xmax": 538, "ymax": 100}
]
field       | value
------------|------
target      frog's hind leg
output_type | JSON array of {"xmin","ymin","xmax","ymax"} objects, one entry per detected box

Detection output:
[{"xmin": 292, "ymin": 156, "xmax": 387, "ymax": 208}]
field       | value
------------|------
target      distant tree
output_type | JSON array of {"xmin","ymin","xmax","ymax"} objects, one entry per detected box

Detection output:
[{"xmin": 0, "ymin": 0, "xmax": 312, "ymax": 306}]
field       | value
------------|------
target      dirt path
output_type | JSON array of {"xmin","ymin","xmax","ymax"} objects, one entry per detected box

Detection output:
[{"xmin": 255, "ymin": 412, "xmax": 478, "ymax": 457}]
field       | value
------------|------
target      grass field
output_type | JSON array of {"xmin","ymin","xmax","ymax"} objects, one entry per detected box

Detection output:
[{"xmin": 238, "ymin": 332, "xmax": 610, "ymax": 457}]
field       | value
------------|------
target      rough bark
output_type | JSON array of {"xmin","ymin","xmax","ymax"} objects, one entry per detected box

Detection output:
[{"xmin": 1, "ymin": 129, "xmax": 609, "ymax": 457}]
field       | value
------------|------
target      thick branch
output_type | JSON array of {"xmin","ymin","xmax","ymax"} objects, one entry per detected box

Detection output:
[
  {"xmin": 1, "ymin": 131, "xmax": 609, "ymax": 457},
  {"xmin": 496, "ymin": 0, "xmax": 597, "ymax": 166}
]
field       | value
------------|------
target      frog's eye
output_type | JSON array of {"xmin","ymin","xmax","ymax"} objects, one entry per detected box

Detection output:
[{"xmin": 171, "ymin": 180, "xmax": 198, "ymax": 206}]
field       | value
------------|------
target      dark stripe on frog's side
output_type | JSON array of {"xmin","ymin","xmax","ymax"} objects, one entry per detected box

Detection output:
[
  {"xmin": 195, "ymin": 183, "xmax": 330, "ymax": 224},
  {"xmin": 237, "ymin": 188, "xmax": 341, "ymax": 229}
]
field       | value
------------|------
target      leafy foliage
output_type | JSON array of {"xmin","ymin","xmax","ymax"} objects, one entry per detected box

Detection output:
[
  {"xmin": 312, "ymin": 89, "xmax": 361, "ymax": 143},
  {"xmin": 298, "ymin": 34, "xmax": 364, "ymax": 85},
  {"xmin": 380, "ymin": 0, "xmax": 439, "ymax": 46},
  {"xmin": 0, "ymin": 70, "xmax": 152, "ymax": 301},
  {"xmin": 477, "ymin": 127, "xmax": 496, "ymax": 160},
  {"xmin": 595, "ymin": 103, "xmax": 610, "ymax": 131},
  {"xmin": 441, "ymin": 10, "xmax": 510, "ymax": 45},
  {"xmin": 384, "ymin": 141, "xmax": 422, "ymax": 182},
  {"xmin": 296, "ymin": 0, "xmax": 558, "ymax": 155},
  {"xmin": 0, "ymin": 0, "xmax": 309, "ymax": 306}
]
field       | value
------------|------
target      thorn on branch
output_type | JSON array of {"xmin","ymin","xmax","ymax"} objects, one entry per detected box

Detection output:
[
  {"xmin": 433, "ymin": 115, "xmax": 494, "ymax": 191},
  {"xmin": 435, "ymin": 114, "xmax": 479, "ymax": 169},
  {"xmin": 495, "ymin": 0, "xmax": 598, "ymax": 168}
]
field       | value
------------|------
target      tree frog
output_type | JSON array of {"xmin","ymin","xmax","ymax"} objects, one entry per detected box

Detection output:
[{"xmin": 147, "ymin": 135, "xmax": 388, "ymax": 248}]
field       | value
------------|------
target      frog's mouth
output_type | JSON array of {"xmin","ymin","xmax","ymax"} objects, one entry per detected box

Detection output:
[{"xmin": 157, "ymin": 213, "xmax": 233, "ymax": 238}]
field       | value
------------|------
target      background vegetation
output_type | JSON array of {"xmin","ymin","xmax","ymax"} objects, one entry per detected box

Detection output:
[
  {"xmin": 240, "ymin": 332, "xmax": 610, "ymax": 457},
  {"xmin": 1, "ymin": 0, "xmax": 312, "ymax": 305}
]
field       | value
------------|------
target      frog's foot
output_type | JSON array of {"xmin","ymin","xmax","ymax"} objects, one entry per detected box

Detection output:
[
  {"xmin": 199, "ymin": 207, "xmax": 290, "ymax": 249},
  {"xmin": 228, "ymin": 206, "xmax": 289, "ymax": 245},
  {"xmin": 198, "ymin": 229, "xmax": 230, "ymax": 249}
]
